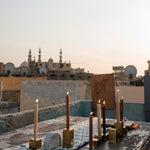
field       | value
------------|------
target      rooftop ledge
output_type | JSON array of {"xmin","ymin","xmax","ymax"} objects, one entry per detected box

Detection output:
[{"xmin": 0, "ymin": 100, "xmax": 146, "ymax": 135}]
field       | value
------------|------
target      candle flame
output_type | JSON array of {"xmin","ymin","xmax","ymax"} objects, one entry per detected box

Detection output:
[
  {"xmin": 35, "ymin": 99, "xmax": 39, "ymax": 104},
  {"xmin": 103, "ymin": 101, "xmax": 105, "ymax": 105},
  {"xmin": 121, "ymin": 96, "xmax": 124, "ymax": 99},
  {"xmin": 90, "ymin": 112, "xmax": 93, "ymax": 116},
  {"xmin": 98, "ymin": 99, "xmax": 101, "ymax": 104},
  {"xmin": 117, "ymin": 89, "xmax": 119, "ymax": 92},
  {"xmin": 66, "ymin": 91, "xmax": 69, "ymax": 95}
]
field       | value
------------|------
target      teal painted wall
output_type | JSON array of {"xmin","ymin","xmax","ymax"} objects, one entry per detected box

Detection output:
[
  {"xmin": 81, "ymin": 100, "xmax": 92, "ymax": 117},
  {"xmin": 0, "ymin": 101, "xmax": 146, "ymax": 134},
  {"xmin": 95, "ymin": 102, "xmax": 145, "ymax": 121},
  {"xmin": 123, "ymin": 103, "xmax": 145, "ymax": 121},
  {"xmin": 0, "ymin": 121, "xmax": 6, "ymax": 133}
]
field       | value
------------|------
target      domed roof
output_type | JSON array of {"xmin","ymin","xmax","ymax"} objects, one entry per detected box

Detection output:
[
  {"xmin": 4, "ymin": 62, "xmax": 15, "ymax": 74},
  {"xmin": 20, "ymin": 61, "xmax": 28, "ymax": 67},
  {"xmin": 48, "ymin": 58, "xmax": 53, "ymax": 63},
  {"xmin": 21, "ymin": 66, "xmax": 29, "ymax": 74},
  {"xmin": 39, "ymin": 67, "xmax": 47, "ymax": 74}
]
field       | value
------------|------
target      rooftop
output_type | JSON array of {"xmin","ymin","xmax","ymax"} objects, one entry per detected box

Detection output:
[{"xmin": 0, "ymin": 116, "xmax": 150, "ymax": 150}]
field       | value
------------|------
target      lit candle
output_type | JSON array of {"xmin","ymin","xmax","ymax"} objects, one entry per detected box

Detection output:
[
  {"xmin": 89, "ymin": 112, "xmax": 93, "ymax": 148},
  {"xmin": 116, "ymin": 89, "xmax": 120, "ymax": 123},
  {"xmin": 102, "ymin": 101, "xmax": 106, "ymax": 136},
  {"xmin": 120, "ymin": 96, "xmax": 124, "ymax": 122},
  {"xmin": 34, "ymin": 99, "xmax": 39, "ymax": 140},
  {"xmin": 66, "ymin": 91, "xmax": 70, "ymax": 130},
  {"xmin": 97, "ymin": 99, "xmax": 101, "ymax": 136}
]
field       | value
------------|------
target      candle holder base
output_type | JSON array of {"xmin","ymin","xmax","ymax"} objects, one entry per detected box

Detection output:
[
  {"xmin": 63, "ymin": 128, "xmax": 74, "ymax": 148},
  {"xmin": 108, "ymin": 128, "xmax": 118, "ymax": 143},
  {"xmin": 114, "ymin": 121, "xmax": 123, "ymax": 135},
  {"xmin": 86, "ymin": 138, "xmax": 99, "ymax": 149},
  {"xmin": 94, "ymin": 134, "xmax": 103, "ymax": 140},
  {"xmin": 93, "ymin": 138, "xmax": 99, "ymax": 147},
  {"xmin": 103, "ymin": 132, "xmax": 109, "ymax": 140},
  {"xmin": 123, "ymin": 126, "xmax": 127, "ymax": 135},
  {"xmin": 29, "ymin": 138, "xmax": 42, "ymax": 150}
]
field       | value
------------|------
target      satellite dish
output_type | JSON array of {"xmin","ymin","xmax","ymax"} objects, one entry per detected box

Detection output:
[
  {"xmin": 124, "ymin": 65, "xmax": 137, "ymax": 79},
  {"xmin": 4, "ymin": 63, "xmax": 15, "ymax": 75},
  {"xmin": 21, "ymin": 66, "xmax": 28, "ymax": 75},
  {"xmin": 39, "ymin": 67, "xmax": 47, "ymax": 75}
]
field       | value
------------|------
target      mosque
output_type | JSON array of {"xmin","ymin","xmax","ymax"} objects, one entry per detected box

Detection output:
[{"xmin": 0, "ymin": 49, "xmax": 92, "ymax": 80}]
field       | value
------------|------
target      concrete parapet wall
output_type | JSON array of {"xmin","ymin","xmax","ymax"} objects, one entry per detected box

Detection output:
[
  {"xmin": 124, "ymin": 103, "xmax": 145, "ymax": 121},
  {"xmin": 0, "ymin": 120, "xmax": 6, "ymax": 134},
  {"xmin": 97, "ymin": 103, "xmax": 145, "ymax": 122},
  {"xmin": 0, "ymin": 100, "xmax": 86, "ymax": 134},
  {"xmin": 0, "ymin": 100, "xmax": 145, "ymax": 134},
  {"xmin": 20, "ymin": 80, "xmax": 144, "ymax": 112},
  {"xmin": 80, "ymin": 100, "xmax": 92, "ymax": 117},
  {"xmin": 20, "ymin": 80, "xmax": 91, "ymax": 111}
]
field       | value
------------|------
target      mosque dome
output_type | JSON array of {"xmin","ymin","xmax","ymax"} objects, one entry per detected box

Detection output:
[
  {"xmin": 48, "ymin": 58, "xmax": 53, "ymax": 63},
  {"xmin": 20, "ymin": 61, "xmax": 28, "ymax": 67}
]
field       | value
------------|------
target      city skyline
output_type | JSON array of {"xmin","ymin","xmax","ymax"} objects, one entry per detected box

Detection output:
[{"xmin": 1, "ymin": 0, "xmax": 150, "ymax": 75}]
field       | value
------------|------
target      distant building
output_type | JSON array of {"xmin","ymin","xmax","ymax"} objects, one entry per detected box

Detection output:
[
  {"xmin": 0, "ymin": 48, "xmax": 92, "ymax": 80},
  {"xmin": 112, "ymin": 66, "xmax": 125, "ymax": 80},
  {"xmin": 0, "ymin": 63, "xmax": 4, "ymax": 73},
  {"xmin": 145, "ymin": 61, "xmax": 150, "ymax": 76},
  {"xmin": 112, "ymin": 65, "xmax": 143, "ymax": 86},
  {"xmin": 25, "ymin": 48, "xmax": 73, "ymax": 74}
]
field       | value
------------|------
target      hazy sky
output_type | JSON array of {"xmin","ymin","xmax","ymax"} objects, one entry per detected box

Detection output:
[{"xmin": 1, "ymin": 0, "xmax": 150, "ymax": 75}]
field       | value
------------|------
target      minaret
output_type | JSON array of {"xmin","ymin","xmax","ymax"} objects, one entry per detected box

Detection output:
[
  {"xmin": 148, "ymin": 61, "xmax": 150, "ymax": 70},
  {"xmin": 28, "ymin": 49, "xmax": 32, "ymax": 65},
  {"xmin": 59, "ymin": 49, "xmax": 62, "ymax": 63},
  {"xmin": 34, "ymin": 56, "xmax": 36, "ymax": 62},
  {"xmin": 38, "ymin": 48, "xmax": 41, "ymax": 63}
]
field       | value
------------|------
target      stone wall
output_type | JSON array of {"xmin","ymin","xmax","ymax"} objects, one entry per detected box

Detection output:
[
  {"xmin": 2, "ymin": 90, "xmax": 20, "ymax": 103},
  {"xmin": 0, "ymin": 101, "xmax": 19, "ymax": 114},
  {"xmin": 20, "ymin": 80, "xmax": 91, "ymax": 111}
]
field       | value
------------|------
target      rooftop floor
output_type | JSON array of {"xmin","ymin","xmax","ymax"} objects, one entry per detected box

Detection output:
[{"xmin": 0, "ymin": 116, "xmax": 150, "ymax": 150}]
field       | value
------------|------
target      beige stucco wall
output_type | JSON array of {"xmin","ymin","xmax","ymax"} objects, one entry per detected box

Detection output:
[
  {"xmin": 20, "ymin": 79, "xmax": 144, "ymax": 112},
  {"xmin": 20, "ymin": 80, "xmax": 91, "ymax": 111},
  {"xmin": 115, "ymin": 86, "xmax": 144, "ymax": 104}
]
